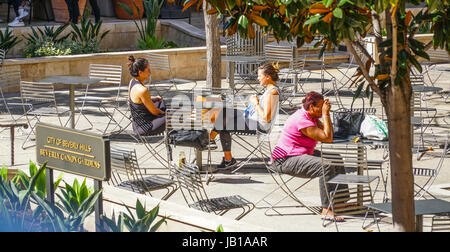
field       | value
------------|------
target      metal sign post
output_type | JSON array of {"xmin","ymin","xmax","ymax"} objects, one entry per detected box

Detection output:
[{"xmin": 36, "ymin": 123, "xmax": 111, "ymax": 232}]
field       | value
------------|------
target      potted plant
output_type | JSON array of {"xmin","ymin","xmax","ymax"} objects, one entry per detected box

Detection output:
[
  {"xmin": 114, "ymin": 0, "xmax": 144, "ymax": 19},
  {"xmin": 51, "ymin": 0, "xmax": 87, "ymax": 23}
]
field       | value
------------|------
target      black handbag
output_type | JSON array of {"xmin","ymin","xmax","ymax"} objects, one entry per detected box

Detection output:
[
  {"xmin": 333, "ymin": 99, "xmax": 365, "ymax": 139},
  {"xmin": 168, "ymin": 129, "xmax": 209, "ymax": 150}
]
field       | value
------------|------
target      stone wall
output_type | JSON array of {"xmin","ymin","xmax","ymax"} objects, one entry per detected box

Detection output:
[{"xmin": 2, "ymin": 46, "xmax": 228, "ymax": 93}]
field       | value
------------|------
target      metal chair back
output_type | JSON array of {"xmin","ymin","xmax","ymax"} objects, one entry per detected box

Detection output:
[
  {"xmin": 321, "ymin": 144, "xmax": 368, "ymax": 175},
  {"xmin": 0, "ymin": 66, "xmax": 22, "ymax": 91},
  {"xmin": 89, "ymin": 64, "xmax": 123, "ymax": 85},
  {"xmin": 110, "ymin": 146, "xmax": 138, "ymax": 190},
  {"xmin": 264, "ymin": 40, "xmax": 297, "ymax": 63},
  {"xmin": 226, "ymin": 25, "xmax": 267, "ymax": 77},
  {"xmin": 431, "ymin": 215, "xmax": 450, "ymax": 232},
  {"xmin": 173, "ymin": 162, "xmax": 255, "ymax": 219},
  {"xmin": 320, "ymin": 143, "xmax": 380, "ymax": 231},
  {"xmin": 109, "ymin": 146, "xmax": 178, "ymax": 199},
  {"xmin": 19, "ymin": 81, "xmax": 70, "ymax": 149},
  {"xmin": 147, "ymin": 52, "xmax": 172, "ymax": 73},
  {"xmin": 88, "ymin": 64, "xmax": 123, "ymax": 98},
  {"xmin": 426, "ymin": 48, "xmax": 449, "ymax": 63},
  {"xmin": 173, "ymin": 162, "xmax": 210, "ymax": 211},
  {"xmin": 20, "ymin": 81, "xmax": 57, "ymax": 106},
  {"xmin": 0, "ymin": 67, "xmax": 22, "ymax": 116}
]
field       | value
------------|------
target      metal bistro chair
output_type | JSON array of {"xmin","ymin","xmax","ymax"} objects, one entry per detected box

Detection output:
[
  {"xmin": 108, "ymin": 146, "xmax": 178, "ymax": 200},
  {"xmin": 173, "ymin": 162, "xmax": 254, "ymax": 220},
  {"xmin": 411, "ymin": 89, "xmax": 439, "ymax": 159},
  {"xmin": 423, "ymin": 48, "xmax": 449, "ymax": 87},
  {"xmin": 20, "ymin": 81, "xmax": 71, "ymax": 149},
  {"xmin": 0, "ymin": 67, "xmax": 32, "ymax": 132},
  {"xmin": 146, "ymin": 52, "xmax": 198, "ymax": 96},
  {"xmin": 320, "ymin": 143, "xmax": 380, "ymax": 231},
  {"xmin": 413, "ymin": 133, "xmax": 449, "ymax": 200},
  {"xmin": 226, "ymin": 26, "xmax": 267, "ymax": 94},
  {"xmin": 264, "ymin": 40, "xmax": 307, "ymax": 113},
  {"xmin": 431, "ymin": 215, "xmax": 450, "ymax": 232},
  {"xmin": 254, "ymin": 126, "xmax": 322, "ymax": 216},
  {"xmin": 74, "ymin": 64, "xmax": 124, "ymax": 133}
]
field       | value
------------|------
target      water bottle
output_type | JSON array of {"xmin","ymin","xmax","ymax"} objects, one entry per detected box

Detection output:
[{"xmin": 179, "ymin": 151, "xmax": 186, "ymax": 167}]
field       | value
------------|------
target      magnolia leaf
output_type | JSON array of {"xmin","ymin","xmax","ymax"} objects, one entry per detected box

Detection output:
[
  {"xmin": 324, "ymin": 0, "xmax": 334, "ymax": 7},
  {"xmin": 238, "ymin": 15, "xmax": 249, "ymax": 29},
  {"xmin": 333, "ymin": 7, "xmax": 343, "ymax": 19},
  {"xmin": 305, "ymin": 15, "xmax": 322, "ymax": 25}
]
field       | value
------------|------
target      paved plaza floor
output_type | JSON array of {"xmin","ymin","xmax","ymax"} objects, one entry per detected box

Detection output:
[{"xmin": 1, "ymin": 66, "xmax": 449, "ymax": 232}]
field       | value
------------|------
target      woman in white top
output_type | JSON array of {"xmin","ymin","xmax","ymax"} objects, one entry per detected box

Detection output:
[{"xmin": 210, "ymin": 63, "xmax": 280, "ymax": 169}]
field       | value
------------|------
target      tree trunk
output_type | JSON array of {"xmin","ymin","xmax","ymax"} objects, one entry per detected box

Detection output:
[
  {"xmin": 386, "ymin": 81, "xmax": 416, "ymax": 232},
  {"xmin": 203, "ymin": 1, "xmax": 222, "ymax": 88}
]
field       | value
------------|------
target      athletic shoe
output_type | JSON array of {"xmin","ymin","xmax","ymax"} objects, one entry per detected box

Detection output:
[
  {"xmin": 8, "ymin": 18, "xmax": 24, "ymax": 27},
  {"xmin": 217, "ymin": 157, "xmax": 237, "ymax": 170}
]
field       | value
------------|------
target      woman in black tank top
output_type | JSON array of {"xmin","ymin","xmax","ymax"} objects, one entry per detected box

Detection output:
[{"xmin": 127, "ymin": 56, "xmax": 166, "ymax": 136}]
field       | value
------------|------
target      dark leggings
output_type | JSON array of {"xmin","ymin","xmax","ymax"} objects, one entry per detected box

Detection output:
[
  {"xmin": 136, "ymin": 101, "xmax": 166, "ymax": 136},
  {"xmin": 89, "ymin": 0, "xmax": 100, "ymax": 23},
  {"xmin": 213, "ymin": 108, "xmax": 264, "ymax": 152},
  {"xmin": 65, "ymin": 0, "xmax": 79, "ymax": 24}
]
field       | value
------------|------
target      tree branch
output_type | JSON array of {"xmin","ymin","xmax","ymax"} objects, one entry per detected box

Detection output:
[
  {"xmin": 344, "ymin": 38, "xmax": 381, "ymax": 97},
  {"xmin": 391, "ymin": 7, "xmax": 398, "ymax": 83},
  {"xmin": 353, "ymin": 40, "xmax": 375, "ymax": 64}
]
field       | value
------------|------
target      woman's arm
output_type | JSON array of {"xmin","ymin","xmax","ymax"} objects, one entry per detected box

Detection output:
[
  {"xmin": 252, "ymin": 89, "xmax": 279, "ymax": 123},
  {"xmin": 300, "ymin": 99, "xmax": 333, "ymax": 143},
  {"xmin": 137, "ymin": 87, "xmax": 164, "ymax": 116}
]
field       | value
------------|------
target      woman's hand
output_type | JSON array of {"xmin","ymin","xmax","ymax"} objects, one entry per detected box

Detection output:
[
  {"xmin": 152, "ymin": 96, "xmax": 162, "ymax": 102},
  {"xmin": 322, "ymin": 99, "xmax": 331, "ymax": 115}
]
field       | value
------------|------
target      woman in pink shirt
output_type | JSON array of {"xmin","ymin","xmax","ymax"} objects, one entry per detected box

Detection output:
[{"xmin": 272, "ymin": 91, "xmax": 347, "ymax": 220}]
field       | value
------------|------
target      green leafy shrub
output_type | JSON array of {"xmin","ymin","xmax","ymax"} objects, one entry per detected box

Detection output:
[
  {"xmin": 24, "ymin": 9, "xmax": 110, "ymax": 57},
  {"xmin": 0, "ymin": 26, "xmax": 22, "ymax": 56},
  {"xmin": 24, "ymin": 25, "xmax": 71, "ymax": 58},
  {"xmin": 0, "ymin": 162, "xmax": 100, "ymax": 231},
  {"xmin": 100, "ymin": 199, "xmax": 167, "ymax": 232},
  {"xmin": 70, "ymin": 10, "xmax": 110, "ymax": 54},
  {"xmin": 137, "ymin": 34, "xmax": 179, "ymax": 50},
  {"xmin": 1, "ymin": 162, "xmax": 166, "ymax": 232},
  {"xmin": 120, "ymin": 0, "xmax": 178, "ymax": 49}
]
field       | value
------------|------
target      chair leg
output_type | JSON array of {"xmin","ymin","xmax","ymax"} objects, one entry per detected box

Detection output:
[
  {"xmin": 21, "ymin": 115, "xmax": 39, "ymax": 150},
  {"xmin": 74, "ymin": 104, "xmax": 94, "ymax": 130}
]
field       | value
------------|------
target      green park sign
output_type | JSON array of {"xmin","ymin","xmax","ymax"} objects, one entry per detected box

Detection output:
[{"xmin": 36, "ymin": 123, "xmax": 111, "ymax": 181}]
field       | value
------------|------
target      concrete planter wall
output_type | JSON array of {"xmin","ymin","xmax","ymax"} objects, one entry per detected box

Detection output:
[
  {"xmin": 2, "ymin": 46, "xmax": 227, "ymax": 94},
  {"xmin": 4, "ymin": 20, "xmax": 208, "ymax": 58}
]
